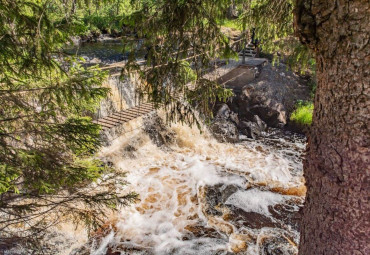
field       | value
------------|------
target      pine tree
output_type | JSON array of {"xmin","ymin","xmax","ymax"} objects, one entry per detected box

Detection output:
[{"xmin": 0, "ymin": 0, "xmax": 137, "ymax": 250}]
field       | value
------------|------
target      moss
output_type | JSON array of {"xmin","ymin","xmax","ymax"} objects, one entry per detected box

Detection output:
[{"xmin": 290, "ymin": 101, "xmax": 313, "ymax": 126}]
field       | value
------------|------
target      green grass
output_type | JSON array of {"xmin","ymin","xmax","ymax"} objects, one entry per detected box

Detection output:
[
  {"xmin": 218, "ymin": 19, "xmax": 242, "ymax": 31},
  {"xmin": 290, "ymin": 101, "xmax": 313, "ymax": 126}
]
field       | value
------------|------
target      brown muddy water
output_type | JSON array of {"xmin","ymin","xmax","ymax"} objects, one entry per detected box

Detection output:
[{"xmin": 64, "ymin": 118, "xmax": 306, "ymax": 255}]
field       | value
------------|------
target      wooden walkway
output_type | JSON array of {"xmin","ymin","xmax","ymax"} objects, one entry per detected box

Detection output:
[{"xmin": 93, "ymin": 103, "xmax": 155, "ymax": 130}]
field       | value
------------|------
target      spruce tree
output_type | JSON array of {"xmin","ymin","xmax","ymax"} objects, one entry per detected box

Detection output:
[{"xmin": 0, "ymin": 0, "xmax": 137, "ymax": 250}]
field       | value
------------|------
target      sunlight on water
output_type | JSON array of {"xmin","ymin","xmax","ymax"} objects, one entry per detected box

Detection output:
[{"xmin": 80, "ymin": 120, "xmax": 306, "ymax": 255}]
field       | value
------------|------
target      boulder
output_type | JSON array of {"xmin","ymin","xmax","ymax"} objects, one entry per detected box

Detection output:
[
  {"xmin": 226, "ymin": 63, "xmax": 311, "ymax": 128},
  {"xmin": 253, "ymin": 115, "xmax": 267, "ymax": 131},
  {"xmin": 215, "ymin": 104, "xmax": 231, "ymax": 119},
  {"xmin": 211, "ymin": 104, "xmax": 240, "ymax": 143},
  {"xmin": 143, "ymin": 114, "xmax": 175, "ymax": 147},
  {"xmin": 238, "ymin": 121, "xmax": 262, "ymax": 139},
  {"xmin": 210, "ymin": 118, "xmax": 239, "ymax": 143}
]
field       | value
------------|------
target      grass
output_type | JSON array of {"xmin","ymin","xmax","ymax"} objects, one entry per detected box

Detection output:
[
  {"xmin": 218, "ymin": 19, "xmax": 242, "ymax": 31},
  {"xmin": 290, "ymin": 101, "xmax": 313, "ymax": 126}
]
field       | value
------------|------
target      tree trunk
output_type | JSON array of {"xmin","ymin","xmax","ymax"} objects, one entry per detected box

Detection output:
[{"xmin": 294, "ymin": 1, "xmax": 369, "ymax": 254}]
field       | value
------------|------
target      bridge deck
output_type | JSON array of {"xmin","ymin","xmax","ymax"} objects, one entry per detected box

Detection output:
[{"xmin": 93, "ymin": 103, "xmax": 155, "ymax": 130}]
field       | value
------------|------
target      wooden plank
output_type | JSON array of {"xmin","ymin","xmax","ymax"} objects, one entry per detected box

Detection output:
[
  {"xmin": 131, "ymin": 108, "xmax": 154, "ymax": 114},
  {"xmin": 100, "ymin": 117, "xmax": 121, "ymax": 125},
  {"xmin": 111, "ymin": 113, "xmax": 134, "ymax": 120},
  {"xmin": 95, "ymin": 122, "xmax": 112, "ymax": 129},
  {"xmin": 104, "ymin": 116, "xmax": 126, "ymax": 123},
  {"xmin": 132, "ymin": 104, "xmax": 154, "ymax": 109},
  {"xmin": 93, "ymin": 102, "xmax": 158, "ymax": 130},
  {"xmin": 98, "ymin": 118, "xmax": 119, "ymax": 126},
  {"xmin": 118, "ymin": 111, "xmax": 141, "ymax": 118}
]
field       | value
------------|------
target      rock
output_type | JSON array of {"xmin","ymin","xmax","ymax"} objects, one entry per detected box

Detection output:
[
  {"xmin": 259, "ymin": 233, "xmax": 298, "ymax": 255},
  {"xmin": 211, "ymin": 104, "xmax": 240, "ymax": 143},
  {"xmin": 215, "ymin": 104, "xmax": 231, "ymax": 119},
  {"xmin": 227, "ymin": 207, "xmax": 278, "ymax": 229},
  {"xmin": 239, "ymin": 121, "xmax": 262, "ymax": 139},
  {"xmin": 229, "ymin": 111, "xmax": 240, "ymax": 126},
  {"xmin": 215, "ymin": 104, "xmax": 239, "ymax": 125},
  {"xmin": 253, "ymin": 115, "xmax": 267, "ymax": 131},
  {"xmin": 204, "ymin": 184, "xmax": 240, "ymax": 216},
  {"xmin": 143, "ymin": 114, "xmax": 175, "ymax": 147},
  {"xmin": 224, "ymin": 63, "xmax": 311, "ymax": 128},
  {"xmin": 210, "ymin": 119, "xmax": 239, "ymax": 143},
  {"xmin": 220, "ymin": 184, "xmax": 239, "ymax": 203}
]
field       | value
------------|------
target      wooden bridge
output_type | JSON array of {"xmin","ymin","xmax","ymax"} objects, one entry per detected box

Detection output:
[
  {"xmin": 92, "ymin": 34, "xmax": 259, "ymax": 132},
  {"xmin": 93, "ymin": 103, "xmax": 155, "ymax": 131}
]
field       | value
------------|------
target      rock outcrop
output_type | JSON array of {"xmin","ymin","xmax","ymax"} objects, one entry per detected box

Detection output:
[
  {"xmin": 227, "ymin": 63, "xmax": 310, "ymax": 128},
  {"xmin": 143, "ymin": 113, "xmax": 176, "ymax": 147},
  {"xmin": 210, "ymin": 104, "xmax": 239, "ymax": 143}
]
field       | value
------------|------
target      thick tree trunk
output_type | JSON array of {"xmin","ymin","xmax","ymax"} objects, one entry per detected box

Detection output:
[{"xmin": 294, "ymin": 1, "xmax": 369, "ymax": 254}]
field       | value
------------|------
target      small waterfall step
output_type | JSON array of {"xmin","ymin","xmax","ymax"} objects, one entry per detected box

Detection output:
[{"xmin": 93, "ymin": 103, "xmax": 155, "ymax": 130}]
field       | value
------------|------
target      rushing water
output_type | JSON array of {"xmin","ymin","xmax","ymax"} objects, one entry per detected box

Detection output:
[
  {"xmin": 21, "ymin": 41, "xmax": 306, "ymax": 255},
  {"xmin": 63, "ymin": 115, "xmax": 306, "ymax": 255}
]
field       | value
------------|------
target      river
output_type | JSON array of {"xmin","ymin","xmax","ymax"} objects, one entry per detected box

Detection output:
[{"xmin": 51, "ymin": 40, "xmax": 306, "ymax": 255}]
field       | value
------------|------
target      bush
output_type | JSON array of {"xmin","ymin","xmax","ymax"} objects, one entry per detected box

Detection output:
[{"xmin": 290, "ymin": 101, "xmax": 313, "ymax": 126}]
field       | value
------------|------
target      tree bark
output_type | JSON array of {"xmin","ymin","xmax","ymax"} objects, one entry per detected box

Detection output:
[{"xmin": 294, "ymin": 1, "xmax": 370, "ymax": 254}]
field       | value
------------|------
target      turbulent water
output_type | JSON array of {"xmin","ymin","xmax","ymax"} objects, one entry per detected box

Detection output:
[
  {"xmin": 30, "ymin": 41, "xmax": 307, "ymax": 255},
  {"xmin": 62, "ymin": 115, "xmax": 306, "ymax": 255}
]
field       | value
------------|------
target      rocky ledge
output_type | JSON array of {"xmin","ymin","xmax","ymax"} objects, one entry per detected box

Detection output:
[{"xmin": 211, "ymin": 61, "xmax": 311, "ymax": 142}]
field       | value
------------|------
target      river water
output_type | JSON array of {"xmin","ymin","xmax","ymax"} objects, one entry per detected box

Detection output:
[
  {"xmin": 64, "ymin": 115, "xmax": 306, "ymax": 255},
  {"xmin": 46, "ymin": 40, "xmax": 306, "ymax": 255}
]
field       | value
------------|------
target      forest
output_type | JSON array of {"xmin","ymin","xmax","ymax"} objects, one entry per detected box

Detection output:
[{"xmin": 0, "ymin": 0, "xmax": 368, "ymax": 254}]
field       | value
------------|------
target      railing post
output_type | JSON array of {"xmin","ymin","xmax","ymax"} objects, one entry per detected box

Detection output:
[{"xmin": 242, "ymin": 30, "xmax": 246, "ymax": 64}]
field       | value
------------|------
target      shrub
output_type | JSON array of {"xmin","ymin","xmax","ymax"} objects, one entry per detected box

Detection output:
[{"xmin": 290, "ymin": 101, "xmax": 313, "ymax": 126}]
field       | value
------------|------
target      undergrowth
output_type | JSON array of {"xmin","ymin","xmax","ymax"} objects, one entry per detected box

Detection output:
[{"xmin": 290, "ymin": 101, "xmax": 313, "ymax": 126}]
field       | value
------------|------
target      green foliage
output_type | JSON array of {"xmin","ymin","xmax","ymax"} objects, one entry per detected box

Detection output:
[
  {"xmin": 218, "ymin": 18, "xmax": 242, "ymax": 30},
  {"xmin": 0, "ymin": 0, "xmax": 137, "ymax": 249},
  {"xmin": 239, "ymin": 0, "xmax": 314, "ymax": 73},
  {"xmin": 290, "ymin": 101, "xmax": 313, "ymax": 126},
  {"xmin": 123, "ymin": 0, "xmax": 235, "ymax": 127}
]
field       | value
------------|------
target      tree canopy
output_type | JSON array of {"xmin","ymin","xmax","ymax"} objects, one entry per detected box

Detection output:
[{"xmin": 0, "ymin": 0, "xmax": 137, "ymax": 250}]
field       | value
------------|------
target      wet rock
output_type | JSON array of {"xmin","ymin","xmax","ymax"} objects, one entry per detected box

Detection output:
[
  {"xmin": 253, "ymin": 114, "xmax": 267, "ymax": 131},
  {"xmin": 227, "ymin": 207, "xmax": 278, "ymax": 229},
  {"xmin": 259, "ymin": 233, "xmax": 297, "ymax": 255},
  {"xmin": 211, "ymin": 104, "xmax": 240, "ymax": 143},
  {"xmin": 220, "ymin": 185, "xmax": 239, "ymax": 203},
  {"xmin": 204, "ymin": 184, "xmax": 223, "ymax": 216},
  {"xmin": 215, "ymin": 104, "xmax": 231, "ymax": 119},
  {"xmin": 210, "ymin": 119, "xmax": 239, "ymax": 143},
  {"xmin": 229, "ymin": 111, "xmax": 240, "ymax": 126},
  {"xmin": 224, "ymin": 63, "xmax": 311, "ymax": 128},
  {"xmin": 238, "ymin": 121, "xmax": 262, "ymax": 139},
  {"xmin": 143, "ymin": 114, "xmax": 175, "ymax": 147},
  {"xmin": 204, "ymin": 184, "xmax": 240, "ymax": 216},
  {"xmin": 184, "ymin": 223, "xmax": 222, "ymax": 239},
  {"xmin": 268, "ymin": 199, "xmax": 302, "ymax": 232}
]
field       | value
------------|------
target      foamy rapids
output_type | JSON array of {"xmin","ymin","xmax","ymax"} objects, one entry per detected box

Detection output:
[{"xmin": 61, "ymin": 113, "xmax": 307, "ymax": 255}]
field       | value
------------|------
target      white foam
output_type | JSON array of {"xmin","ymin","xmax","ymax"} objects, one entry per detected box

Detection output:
[
  {"xmin": 91, "ymin": 230, "xmax": 115, "ymax": 255},
  {"xmin": 225, "ymin": 189, "xmax": 287, "ymax": 216},
  {"xmin": 54, "ymin": 112, "xmax": 305, "ymax": 254}
]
